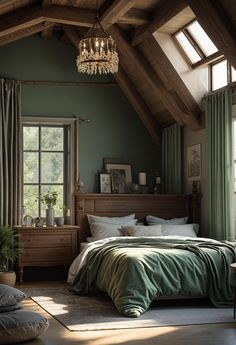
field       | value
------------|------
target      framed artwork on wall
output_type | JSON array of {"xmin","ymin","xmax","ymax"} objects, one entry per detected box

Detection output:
[
  {"xmin": 187, "ymin": 144, "xmax": 201, "ymax": 181},
  {"xmin": 105, "ymin": 163, "xmax": 132, "ymax": 193},
  {"xmin": 99, "ymin": 173, "xmax": 112, "ymax": 194}
]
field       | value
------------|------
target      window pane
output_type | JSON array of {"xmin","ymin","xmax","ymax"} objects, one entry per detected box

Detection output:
[
  {"xmin": 212, "ymin": 60, "xmax": 227, "ymax": 90},
  {"xmin": 234, "ymin": 162, "xmax": 236, "ymax": 190},
  {"xmin": 234, "ymin": 122, "xmax": 236, "ymax": 160},
  {"xmin": 23, "ymin": 127, "xmax": 39, "ymax": 150},
  {"xmin": 41, "ymin": 127, "xmax": 64, "ymax": 151},
  {"xmin": 24, "ymin": 152, "xmax": 39, "ymax": 183},
  {"xmin": 232, "ymin": 65, "xmax": 236, "ymax": 82},
  {"xmin": 188, "ymin": 21, "xmax": 218, "ymax": 56},
  {"xmin": 23, "ymin": 185, "xmax": 38, "ymax": 218},
  {"xmin": 175, "ymin": 32, "xmax": 202, "ymax": 63},
  {"xmin": 41, "ymin": 185, "xmax": 64, "ymax": 217},
  {"xmin": 41, "ymin": 153, "xmax": 64, "ymax": 183}
]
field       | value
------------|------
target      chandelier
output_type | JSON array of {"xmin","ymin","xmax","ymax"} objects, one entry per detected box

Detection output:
[{"xmin": 76, "ymin": 15, "xmax": 119, "ymax": 75}]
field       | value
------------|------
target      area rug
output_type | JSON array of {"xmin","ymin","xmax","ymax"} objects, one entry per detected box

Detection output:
[{"xmin": 22, "ymin": 287, "xmax": 236, "ymax": 331}]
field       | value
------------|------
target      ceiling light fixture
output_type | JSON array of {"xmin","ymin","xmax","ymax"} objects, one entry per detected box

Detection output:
[{"xmin": 76, "ymin": 14, "xmax": 119, "ymax": 75}]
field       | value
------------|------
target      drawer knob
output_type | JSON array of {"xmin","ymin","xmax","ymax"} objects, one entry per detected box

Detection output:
[{"xmin": 60, "ymin": 238, "xmax": 65, "ymax": 241}]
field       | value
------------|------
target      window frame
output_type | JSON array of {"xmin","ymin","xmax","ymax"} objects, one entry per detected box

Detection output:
[
  {"xmin": 22, "ymin": 117, "xmax": 77, "ymax": 224},
  {"xmin": 210, "ymin": 58, "xmax": 236, "ymax": 91},
  {"xmin": 173, "ymin": 19, "xmax": 222, "ymax": 69}
]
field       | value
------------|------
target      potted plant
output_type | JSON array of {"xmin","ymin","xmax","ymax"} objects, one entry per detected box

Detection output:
[
  {"xmin": 0, "ymin": 225, "xmax": 20, "ymax": 286},
  {"xmin": 40, "ymin": 191, "xmax": 58, "ymax": 226}
]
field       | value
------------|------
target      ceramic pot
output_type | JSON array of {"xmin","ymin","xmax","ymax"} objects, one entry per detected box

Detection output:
[
  {"xmin": 46, "ymin": 205, "xmax": 54, "ymax": 226},
  {"xmin": 55, "ymin": 217, "xmax": 64, "ymax": 227}
]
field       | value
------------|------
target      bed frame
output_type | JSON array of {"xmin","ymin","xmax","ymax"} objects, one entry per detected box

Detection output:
[{"xmin": 75, "ymin": 193, "xmax": 201, "ymax": 245}]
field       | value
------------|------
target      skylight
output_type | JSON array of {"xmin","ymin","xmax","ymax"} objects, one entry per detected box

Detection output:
[
  {"xmin": 174, "ymin": 20, "xmax": 219, "ymax": 67},
  {"xmin": 187, "ymin": 21, "xmax": 218, "ymax": 57},
  {"xmin": 175, "ymin": 32, "xmax": 201, "ymax": 64}
]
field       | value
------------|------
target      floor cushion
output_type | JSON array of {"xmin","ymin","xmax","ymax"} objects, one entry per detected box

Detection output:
[
  {"xmin": 0, "ymin": 310, "xmax": 49, "ymax": 344},
  {"xmin": 0, "ymin": 284, "xmax": 27, "ymax": 312}
]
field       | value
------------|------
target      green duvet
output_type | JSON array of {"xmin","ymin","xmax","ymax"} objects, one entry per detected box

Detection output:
[{"xmin": 71, "ymin": 237, "xmax": 236, "ymax": 317}]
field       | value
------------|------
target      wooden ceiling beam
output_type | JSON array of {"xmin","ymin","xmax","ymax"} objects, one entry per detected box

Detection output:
[
  {"xmin": 117, "ymin": 8, "xmax": 149, "ymax": 26},
  {"xmin": 100, "ymin": 0, "xmax": 141, "ymax": 29},
  {"xmin": 42, "ymin": 5, "xmax": 95, "ymax": 28},
  {"xmin": 62, "ymin": 25, "xmax": 80, "ymax": 48},
  {"xmin": 0, "ymin": 4, "xmax": 43, "ymax": 38},
  {"xmin": 188, "ymin": 0, "xmax": 236, "ymax": 68},
  {"xmin": 109, "ymin": 25, "xmax": 188, "ymax": 126},
  {"xmin": 140, "ymin": 33, "xmax": 202, "ymax": 130},
  {"xmin": 0, "ymin": 22, "xmax": 53, "ymax": 46},
  {"xmin": 0, "ymin": 4, "xmax": 149, "ymax": 40},
  {"xmin": 114, "ymin": 66, "xmax": 161, "ymax": 146},
  {"xmin": 132, "ymin": 0, "xmax": 188, "ymax": 46}
]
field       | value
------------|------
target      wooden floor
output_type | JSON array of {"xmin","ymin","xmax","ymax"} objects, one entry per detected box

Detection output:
[{"xmin": 19, "ymin": 281, "xmax": 236, "ymax": 345}]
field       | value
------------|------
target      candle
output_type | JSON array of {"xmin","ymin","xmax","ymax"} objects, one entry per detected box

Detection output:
[
  {"xmin": 155, "ymin": 176, "xmax": 161, "ymax": 184},
  {"xmin": 139, "ymin": 172, "xmax": 146, "ymax": 186}
]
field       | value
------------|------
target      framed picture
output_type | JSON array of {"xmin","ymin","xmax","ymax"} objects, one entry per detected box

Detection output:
[
  {"xmin": 103, "ymin": 157, "xmax": 124, "ymax": 168},
  {"xmin": 187, "ymin": 144, "xmax": 201, "ymax": 181},
  {"xmin": 105, "ymin": 163, "xmax": 132, "ymax": 193},
  {"xmin": 99, "ymin": 173, "xmax": 112, "ymax": 194}
]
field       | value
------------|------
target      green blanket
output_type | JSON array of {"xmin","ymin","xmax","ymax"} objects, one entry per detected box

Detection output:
[{"xmin": 71, "ymin": 238, "xmax": 236, "ymax": 317}]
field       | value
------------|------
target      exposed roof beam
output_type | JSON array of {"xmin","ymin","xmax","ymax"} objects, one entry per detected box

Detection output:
[
  {"xmin": 62, "ymin": 25, "xmax": 80, "ymax": 48},
  {"xmin": 188, "ymin": 0, "xmax": 236, "ymax": 69},
  {"xmin": 114, "ymin": 66, "xmax": 161, "ymax": 146},
  {"xmin": 100, "ymin": 0, "xmax": 140, "ymax": 29},
  {"xmin": 109, "ymin": 25, "xmax": 189, "ymax": 126},
  {"xmin": 0, "ymin": 22, "xmax": 53, "ymax": 46},
  {"xmin": 141, "ymin": 33, "xmax": 202, "ymax": 130},
  {"xmin": 40, "ymin": 23, "xmax": 55, "ymax": 38},
  {"xmin": 132, "ymin": 0, "xmax": 188, "ymax": 46},
  {"xmin": 0, "ymin": 4, "xmax": 149, "ymax": 40},
  {"xmin": 117, "ymin": 8, "xmax": 149, "ymax": 26},
  {"xmin": 42, "ymin": 5, "xmax": 95, "ymax": 27},
  {"xmin": 0, "ymin": 4, "xmax": 43, "ymax": 38},
  {"xmin": 42, "ymin": 0, "xmax": 52, "ymax": 6}
]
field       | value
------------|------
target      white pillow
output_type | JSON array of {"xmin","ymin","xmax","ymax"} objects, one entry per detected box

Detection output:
[
  {"xmin": 161, "ymin": 224, "xmax": 199, "ymax": 237},
  {"xmin": 90, "ymin": 219, "xmax": 137, "ymax": 240},
  {"xmin": 146, "ymin": 215, "xmax": 188, "ymax": 225},
  {"xmin": 123, "ymin": 225, "xmax": 162, "ymax": 237},
  {"xmin": 87, "ymin": 214, "xmax": 135, "ymax": 226}
]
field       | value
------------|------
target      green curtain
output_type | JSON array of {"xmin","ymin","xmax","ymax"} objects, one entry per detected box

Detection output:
[
  {"xmin": 205, "ymin": 87, "xmax": 234, "ymax": 241},
  {"xmin": 0, "ymin": 79, "xmax": 21, "ymax": 226},
  {"xmin": 161, "ymin": 123, "xmax": 182, "ymax": 194}
]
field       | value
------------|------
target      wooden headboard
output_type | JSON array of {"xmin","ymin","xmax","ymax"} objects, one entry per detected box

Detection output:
[{"xmin": 75, "ymin": 193, "xmax": 201, "ymax": 244}]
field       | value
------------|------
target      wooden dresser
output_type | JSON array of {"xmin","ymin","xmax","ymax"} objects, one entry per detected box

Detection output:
[{"xmin": 14, "ymin": 225, "xmax": 79, "ymax": 283}]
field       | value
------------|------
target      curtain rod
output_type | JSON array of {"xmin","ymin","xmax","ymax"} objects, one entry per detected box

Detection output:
[{"xmin": 18, "ymin": 80, "xmax": 118, "ymax": 87}]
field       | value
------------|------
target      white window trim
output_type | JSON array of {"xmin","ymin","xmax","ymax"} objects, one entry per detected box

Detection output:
[{"xmin": 21, "ymin": 116, "xmax": 78, "ymax": 225}]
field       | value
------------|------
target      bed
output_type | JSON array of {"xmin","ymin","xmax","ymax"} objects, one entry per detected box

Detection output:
[{"xmin": 68, "ymin": 193, "xmax": 235, "ymax": 318}]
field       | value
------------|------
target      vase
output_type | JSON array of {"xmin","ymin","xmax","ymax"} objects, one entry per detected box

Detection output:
[{"xmin": 46, "ymin": 205, "xmax": 54, "ymax": 226}]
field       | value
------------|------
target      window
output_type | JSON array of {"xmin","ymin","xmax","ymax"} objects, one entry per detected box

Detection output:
[
  {"xmin": 211, "ymin": 59, "xmax": 236, "ymax": 91},
  {"xmin": 233, "ymin": 120, "xmax": 236, "ymax": 191},
  {"xmin": 22, "ymin": 118, "xmax": 76, "ymax": 221},
  {"xmin": 174, "ymin": 20, "xmax": 220, "ymax": 67}
]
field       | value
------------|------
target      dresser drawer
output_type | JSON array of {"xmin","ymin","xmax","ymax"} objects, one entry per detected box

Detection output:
[
  {"xmin": 21, "ymin": 234, "xmax": 72, "ymax": 247},
  {"xmin": 21, "ymin": 247, "xmax": 72, "ymax": 263}
]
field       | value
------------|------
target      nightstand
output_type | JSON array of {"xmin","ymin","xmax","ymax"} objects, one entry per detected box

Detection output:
[
  {"xmin": 14, "ymin": 225, "xmax": 79, "ymax": 283},
  {"xmin": 230, "ymin": 263, "xmax": 236, "ymax": 318}
]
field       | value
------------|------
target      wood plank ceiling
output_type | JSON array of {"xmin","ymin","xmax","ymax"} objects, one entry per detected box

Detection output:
[{"xmin": 0, "ymin": 0, "xmax": 235, "ymax": 145}]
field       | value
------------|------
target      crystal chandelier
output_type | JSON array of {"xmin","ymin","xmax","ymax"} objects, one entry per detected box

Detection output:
[{"xmin": 76, "ymin": 15, "xmax": 119, "ymax": 75}]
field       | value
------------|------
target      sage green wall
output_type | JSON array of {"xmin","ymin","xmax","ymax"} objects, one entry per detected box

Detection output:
[{"xmin": 0, "ymin": 35, "xmax": 160, "ymax": 192}]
